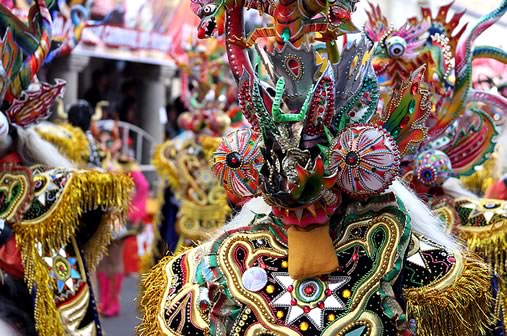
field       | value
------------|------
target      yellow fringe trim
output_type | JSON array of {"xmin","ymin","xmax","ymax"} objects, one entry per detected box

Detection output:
[
  {"xmin": 152, "ymin": 142, "xmax": 179, "ymax": 190},
  {"xmin": 404, "ymin": 254, "xmax": 494, "ymax": 336},
  {"xmin": 457, "ymin": 222, "xmax": 507, "ymax": 278},
  {"xmin": 36, "ymin": 123, "xmax": 90, "ymax": 166},
  {"xmin": 14, "ymin": 170, "xmax": 133, "ymax": 336},
  {"xmin": 138, "ymin": 183, "xmax": 168, "ymax": 314},
  {"xmin": 137, "ymin": 255, "xmax": 174, "ymax": 336}
]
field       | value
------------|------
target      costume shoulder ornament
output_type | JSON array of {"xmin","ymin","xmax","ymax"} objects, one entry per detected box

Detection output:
[
  {"xmin": 149, "ymin": 27, "xmax": 239, "ymax": 255},
  {"xmin": 0, "ymin": 2, "xmax": 133, "ymax": 335},
  {"xmin": 139, "ymin": 1, "xmax": 499, "ymax": 335},
  {"xmin": 34, "ymin": 122, "xmax": 90, "ymax": 166},
  {"xmin": 366, "ymin": 0, "xmax": 507, "ymax": 329}
]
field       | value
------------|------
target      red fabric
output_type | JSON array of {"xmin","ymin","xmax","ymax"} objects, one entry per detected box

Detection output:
[
  {"xmin": 0, "ymin": 152, "xmax": 22, "ymax": 164},
  {"xmin": 122, "ymin": 236, "xmax": 139, "ymax": 274},
  {"xmin": 128, "ymin": 170, "xmax": 149, "ymax": 223},
  {"xmin": 485, "ymin": 180, "xmax": 507, "ymax": 200},
  {"xmin": 0, "ymin": 237, "xmax": 23, "ymax": 278}
]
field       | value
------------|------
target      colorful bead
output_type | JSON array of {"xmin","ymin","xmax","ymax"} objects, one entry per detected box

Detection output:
[
  {"xmin": 299, "ymin": 322, "xmax": 309, "ymax": 331},
  {"xmin": 414, "ymin": 150, "xmax": 452, "ymax": 187}
]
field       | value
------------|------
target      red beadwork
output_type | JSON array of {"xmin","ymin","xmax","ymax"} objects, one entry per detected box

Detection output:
[
  {"xmin": 411, "ymin": 83, "xmax": 419, "ymax": 95},
  {"xmin": 304, "ymin": 286, "xmax": 315, "ymax": 295},
  {"xmin": 199, "ymin": 300, "xmax": 209, "ymax": 311}
]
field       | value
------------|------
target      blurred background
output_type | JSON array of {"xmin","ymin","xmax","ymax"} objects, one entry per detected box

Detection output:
[{"xmin": 2, "ymin": 0, "xmax": 505, "ymax": 335}]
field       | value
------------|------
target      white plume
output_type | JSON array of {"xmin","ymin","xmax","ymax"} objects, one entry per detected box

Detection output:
[
  {"xmin": 15, "ymin": 127, "xmax": 74, "ymax": 168},
  {"xmin": 389, "ymin": 179, "xmax": 460, "ymax": 252}
]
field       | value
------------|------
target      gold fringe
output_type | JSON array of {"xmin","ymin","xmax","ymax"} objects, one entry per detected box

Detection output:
[
  {"xmin": 457, "ymin": 221, "xmax": 507, "ymax": 278},
  {"xmin": 36, "ymin": 123, "xmax": 90, "ymax": 166},
  {"xmin": 83, "ymin": 211, "xmax": 116, "ymax": 271},
  {"xmin": 404, "ymin": 254, "xmax": 494, "ymax": 336},
  {"xmin": 14, "ymin": 170, "xmax": 133, "ymax": 336},
  {"xmin": 136, "ymin": 255, "xmax": 173, "ymax": 336}
]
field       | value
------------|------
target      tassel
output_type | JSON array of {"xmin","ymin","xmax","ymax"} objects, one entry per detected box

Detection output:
[
  {"xmin": 404, "ymin": 254, "xmax": 494, "ymax": 336},
  {"xmin": 14, "ymin": 169, "xmax": 133, "ymax": 336},
  {"xmin": 137, "ymin": 255, "xmax": 174, "ymax": 336}
]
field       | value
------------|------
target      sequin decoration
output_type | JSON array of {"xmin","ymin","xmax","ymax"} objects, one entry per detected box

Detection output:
[
  {"xmin": 272, "ymin": 273, "xmax": 350, "ymax": 330},
  {"xmin": 242, "ymin": 267, "xmax": 268, "ymax": 292},
  {"xmin": 212, "ymin": 128, "xmax": 264, "ymax": 197},
  {"xmin": 328, "ymin": 125, "xmax": 400, "ymax": 198},
  {"xmin": 0, "ymin": 164, "xmax": 34, "ymax": 223},
  {"xmin": 414, "ymin": 150, "xmax": 452, "ymax": 187},
  {"xmin": 43, "ymin": 247, "xmax": 83, "ymax": 297}
]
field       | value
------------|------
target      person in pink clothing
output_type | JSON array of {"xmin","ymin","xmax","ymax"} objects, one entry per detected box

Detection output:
[{"xmin": 96, "ymin": 129, "xmax": 150, "ymax": 317}]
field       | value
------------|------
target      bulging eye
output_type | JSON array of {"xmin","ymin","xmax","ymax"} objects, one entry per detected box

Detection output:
[
  {"xmin": 385, "ymin": 36, "xmax": 407, "ymax": 58},
  {"xmin": 204, "ymin": 4, "xmax": 216, "ymax": 14}
]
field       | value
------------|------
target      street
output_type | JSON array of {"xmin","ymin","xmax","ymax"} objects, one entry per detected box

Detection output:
[{"xmin": 101, "ymin": 276, "xmax": 139, "ymax": 336}]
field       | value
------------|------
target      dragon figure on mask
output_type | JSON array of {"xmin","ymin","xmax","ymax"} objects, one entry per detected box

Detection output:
[
  {"xmin": 139, "ymin": 1, "xmax": 504, "ymax": 335},
  {"xmin": 365, "ymin": 1, "xmax": 507, "ymax": 135},
  {"xmin": 367, "ymin": 0, "xmax": 506, "ymax": 138},
  {"xmin": 366, "ymin": 0, "xmax": 507, "ymax": 309},
  {"xmin": 191, "ymin": 0, "xmax": 360, "ymax": 47}
]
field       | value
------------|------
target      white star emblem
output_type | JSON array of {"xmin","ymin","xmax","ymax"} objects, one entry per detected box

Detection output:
[{"xmin": 271, "ymin": 273, "xmax": 350, "ymax": 330}]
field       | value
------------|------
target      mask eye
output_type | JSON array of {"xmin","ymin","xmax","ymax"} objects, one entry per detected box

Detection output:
[
  {"xmin": 203, "ymin": 4, "xmax": 216, "ymax": 14},
  {"xmin": 385, "ymin": 36, "xmax": 407, "ymax": 58}
]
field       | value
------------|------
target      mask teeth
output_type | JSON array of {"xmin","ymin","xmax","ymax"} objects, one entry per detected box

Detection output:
[
  {"xmin": 306, "ymin": 204, "xmax": 318, "ymax": 218},
  {"xmin": 295, "ymin": 208, "xmax": 304, "ymax": 223}
]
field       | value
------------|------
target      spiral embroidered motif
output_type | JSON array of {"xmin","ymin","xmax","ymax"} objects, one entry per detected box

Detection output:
[
  {"xmin": 329, "ymin": 125, "xmax": 400, "ymax": 198},
  {"xmin": 212, "ymin": 128, "xmax": 264, "ymax": 197}
]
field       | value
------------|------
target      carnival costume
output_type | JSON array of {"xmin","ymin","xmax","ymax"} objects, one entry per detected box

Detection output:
[
  {"xmin": 94, "ymin": 123, "xmax": 149, "ymax": 317},
  {"xmin": 0, "ymin": 2, "xmax": 132, "ymax": 335},
  {"xmin": 365, "ymin": 1, "xmax": 507, "ymax": 295},
  {"xmin": 34, "ymin": 100, "xmax": 102, "ymax": 168},
  {"xmin": 139, "ymin": 1, "xmax": 501, "ymax": 335},
  {"xmin": 147, "ymin": 32, "xmax": 235, "ymax": 266}
]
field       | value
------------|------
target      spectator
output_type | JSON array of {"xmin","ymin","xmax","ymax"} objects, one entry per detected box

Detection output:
[
  {"xmin": 84, "ymin": 70, "xmax": 108, "ymax": 108},
  {"xmin": 165, "ymin": 97, "xmax": 185, "ymax": 139}
]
